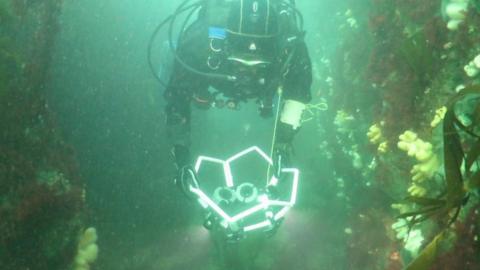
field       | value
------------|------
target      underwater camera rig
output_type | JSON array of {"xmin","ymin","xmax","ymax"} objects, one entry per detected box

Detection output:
[
  {"xmin": 148, "ymin": 0, "xmax": 305, "ymax": 88},
  {"xmin": 181, "ymin": 146, "xmax": 299, "ymax": 242}
]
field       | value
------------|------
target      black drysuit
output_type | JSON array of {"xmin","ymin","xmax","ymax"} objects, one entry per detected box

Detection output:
[{"xmin": 164, "ymin": 6, "xmax": 312, "ymax": 167}]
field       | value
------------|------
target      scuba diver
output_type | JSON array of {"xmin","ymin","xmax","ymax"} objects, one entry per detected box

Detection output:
[
  {"xmin": 150, "ymin": 0, "xmax": 311, "ymax": 268},
  {"xmin": 161, "ymin": 0, "xmax": 312, "ymax": 181}
]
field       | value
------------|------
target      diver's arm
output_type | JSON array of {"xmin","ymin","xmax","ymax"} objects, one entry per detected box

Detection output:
[
  {"xmin": 277, "ymin": 40, "xmax": 312, "ymax": 144},
  {"xmin": 164, "ymin": 59, "xmax": 208, "ymax": 168},
  {"xmin": 272, "ymin": 40, "xmax": 312, "ymax": 175},
  {"xmin": 164, "ymin": 73, "xmax": 193, "ymax": 168},
  {"xmin": 164, "ymin": 62, "xmax": 210, "ymax": 196},
  {"xmin": 164, "ymin": 17, "xmax": 210, "ymax": 168}
]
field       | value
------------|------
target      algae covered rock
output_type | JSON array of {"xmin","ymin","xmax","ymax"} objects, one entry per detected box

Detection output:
[{"xmin": 0, "ymin": 1, "xmax": 87, "ymax": 269}]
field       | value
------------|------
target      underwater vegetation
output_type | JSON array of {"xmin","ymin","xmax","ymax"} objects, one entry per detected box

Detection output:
[
  {"xmin": 320, "ymin": 0, "xmax": 480, "ymax": 269},
  {"xmin": 397, "ymin": 87, "xmax": 480, "ymax": 269},
  {"xmin": 0, "ymin": 0, "xmax": 90, "ymax": 269},
  {"xmin": 1, "ymin": 0, "xmax": 480, "ymax": 269}
]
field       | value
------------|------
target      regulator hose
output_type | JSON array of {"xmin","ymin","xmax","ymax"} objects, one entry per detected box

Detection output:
[{"xmin": 148, "ymin": 0, "xmax": 305, "ymax": 86}]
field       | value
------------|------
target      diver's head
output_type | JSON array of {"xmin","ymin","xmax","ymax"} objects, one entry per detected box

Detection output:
[
  {"xmin": 225, "ymin": 0, "xmax": 279, "ymax": 64},
  {"xmin": 226, "ymin": 0, "xmax": 279, "ymax": 36},
  {"xmin": 209, "ymin": 0, "xmax": 278, "ymax": 88},
  {"xmin": 202, "ymin": 0, "xmax": 299, "ymax": 83}
]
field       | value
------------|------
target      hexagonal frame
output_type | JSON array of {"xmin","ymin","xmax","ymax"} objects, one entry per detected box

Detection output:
[{"xmin": 189, "ymin": 146, "xmax": 299, "ymax": 232}]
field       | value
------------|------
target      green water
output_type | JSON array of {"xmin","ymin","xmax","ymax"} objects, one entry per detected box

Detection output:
[
  {"xmin": 2, "ymin": 0, "xmax": 480, "ymax": 269},
  {"xmin": 45, "ymin": 1, "xmax": 358, "ymax": 269}
]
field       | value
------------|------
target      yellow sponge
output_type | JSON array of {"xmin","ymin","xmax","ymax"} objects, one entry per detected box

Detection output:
[
  {"xmin": 74, "ymin": 227, "xmax": 99, "ymax": 270},
  {"xmin": 398, "ymin": 130, "xmax": 440, "ymax": 183}
]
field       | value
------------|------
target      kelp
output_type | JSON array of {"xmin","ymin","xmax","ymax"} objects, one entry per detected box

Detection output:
[
  {"xmin": 399, "ymin": 85, "xmax": 480, "ymax": 270},
  {"xmin": 405, "ymin": 230, "xmax": 452, "ymax": 270}
]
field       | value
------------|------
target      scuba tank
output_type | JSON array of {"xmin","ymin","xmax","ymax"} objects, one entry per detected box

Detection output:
[
  {"xmin": 201, "ymin": 0, "xmax": 281, "ymax": 109},
  {"xmin": 148, "ymin": 0, "xmax": 302, "ymax": 86},
  {"xmin": 202, "ymin": 0, "xmax": 280, "ymax": 63},
  {"xmin": 197, "ymin": 0, "xmax": 302, "ymax": 114},
  {"xmin": 203, "ymin": 0, "xmax": 279, "ymax": 33},
  {"xmin": 201, "ymin": 0, "xmax": 300, "ymax": 70}
]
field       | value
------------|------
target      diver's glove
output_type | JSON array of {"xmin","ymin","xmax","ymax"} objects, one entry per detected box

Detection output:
[
  {"xmin": 175, "ymin": 165, "xmax": 199, "ymax": 199},
  {"xmin": 172, "ymin": 145, "xmax": 198, "ymax": 198},
  {"xmin": 272, "ymin": 122, "xmax": 298, "ymax": 178},
  {"xmin": 272, "ymin": 142, "xmax": 293, "ymax": 179}
]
